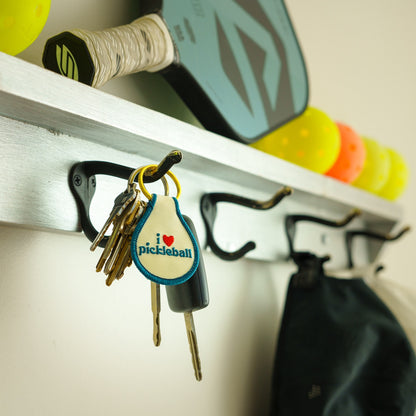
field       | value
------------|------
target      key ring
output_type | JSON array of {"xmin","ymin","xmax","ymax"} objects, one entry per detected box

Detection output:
[
  {"xmin": 135, "ymin": 164, "xmax": 181, "ymax": 200},
  {"xmin": 129, "ymin": 165, "xmax": 172, "ymax": 197}
]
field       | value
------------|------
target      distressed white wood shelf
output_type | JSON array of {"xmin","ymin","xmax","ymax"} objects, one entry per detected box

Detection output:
[{"xmin": 0, "ymin": 52, "xmax": 403, "ymax": 267}]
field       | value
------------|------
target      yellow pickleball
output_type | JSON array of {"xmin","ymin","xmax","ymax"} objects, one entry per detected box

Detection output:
[
  {"xmin": 251, "ymin": 107, "xmax": 341, "ymax": 174},
  {"xmin": 0, "ymin": 0, "xmax": 51, "ymax": 56},
  {"xmin": 352, "ymin": 137, "xmax": 391, "ymax": 193},
  {"xmin": 377, "ymin": 148, "xmax": 409, "ymax": 201}
]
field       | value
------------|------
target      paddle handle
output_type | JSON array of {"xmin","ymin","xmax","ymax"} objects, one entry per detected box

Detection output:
[{"xmin": 42, "ymin": 13, "xmax": 175, "ymax": 87}]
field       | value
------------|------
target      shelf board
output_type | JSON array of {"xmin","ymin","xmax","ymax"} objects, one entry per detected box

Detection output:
[{"xmin": 0, "ymin": 52, "xmax": 403, "ymax": 265}]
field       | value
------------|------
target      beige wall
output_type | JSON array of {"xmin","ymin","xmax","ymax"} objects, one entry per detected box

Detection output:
[
  {"xmin": 287, "ymin": 0, "xmax": 416, "ymax": 288},
  {"xmin": 1, "ymin": 1, "xmax": 415, "ymax": 415}
]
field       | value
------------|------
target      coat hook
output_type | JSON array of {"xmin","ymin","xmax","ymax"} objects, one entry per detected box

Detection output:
[
  {"xmin": 200, "ymin": 186, "xmax": 293, "ymax": 261},
  {"xmin": 346, "ymin": 225, "xmax": 411, "ymax": 269},
  {"xmin": 69, "ymin": 150, "xmax": 182, "ymax": 247},
  {"xmin": 285, "ymin": 208, "xmax": 361, "ymax": 259}
]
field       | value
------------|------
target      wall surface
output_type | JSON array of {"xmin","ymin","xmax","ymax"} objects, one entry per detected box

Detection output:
[{"xmin": 1, "ymin": 1, "xmax": 416, "ymax": 415}]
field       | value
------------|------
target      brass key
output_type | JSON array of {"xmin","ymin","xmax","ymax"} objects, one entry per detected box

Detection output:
[
  {"xmin": 127, "ymin": 166, "xmax": 169, "ymax": 348},
  {"xmin": 105, "ymin": 204, "xmax": 145, "ymax": 285},
  {"xmin": 104, "ymin": 193, "xmax": 145, "ymax": 285},
  {"xmin": 184, "ymin": 311, "xmax": 202, "ymax": 381},
  {"xmin": 91, "ymin": 184, "xmax": 137, "ymax": 251},
  {"xmin": 103, "ymin": 214, "xmax": 130, "ymax": 275},
  {"xmin": 165, "ymin": 215, "xmax": 208, "ymax": 381},
  {"xmin": 96, "ymin": 215, "xmax": 125, "ymax": 272},
  {"xmin": 151, "ymin": 282, "xmax": 161, "ymax": 346},
  {"xmin": 96, "ymin": 186, "xmax": 142, "ymax": 275}
]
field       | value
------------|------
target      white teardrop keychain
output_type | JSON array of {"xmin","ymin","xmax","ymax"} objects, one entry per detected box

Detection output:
[{"xmin": 130, "ymin": 164, "xmax": 199, "ymax": 285}]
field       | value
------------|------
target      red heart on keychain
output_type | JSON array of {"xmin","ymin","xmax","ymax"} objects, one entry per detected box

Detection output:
[{"xmin": 163, "ymin": 235, "xmax": 174, "ymax": 247}]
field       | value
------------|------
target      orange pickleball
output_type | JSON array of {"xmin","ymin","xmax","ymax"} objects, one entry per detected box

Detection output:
[{"xmin": 325, "ymin": 122, "xmax": 366, "ymax": 183}]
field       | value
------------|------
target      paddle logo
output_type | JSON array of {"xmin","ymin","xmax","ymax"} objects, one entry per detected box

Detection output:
[{"xmin": 56, "ymin": 44, "xmax": 79, "ymax": 81}]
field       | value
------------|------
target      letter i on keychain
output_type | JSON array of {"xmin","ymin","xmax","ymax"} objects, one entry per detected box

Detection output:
[{"xmin": 130, "ymin": 165, "xmax": 200, "ymax": 346}]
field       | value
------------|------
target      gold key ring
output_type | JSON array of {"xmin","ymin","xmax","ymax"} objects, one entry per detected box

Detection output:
[
  {"xmin": 135, "ymin": 164, "xmax": 181, "ymax": 200},
  {"xmin": 128, "ymin": 165, "xmax": 173, "ymax": 198}
]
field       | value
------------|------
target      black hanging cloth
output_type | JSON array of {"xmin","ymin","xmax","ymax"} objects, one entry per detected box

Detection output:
[{"xmin": 270, "ymin": 252, "xmax": 416, "ymax": 415}]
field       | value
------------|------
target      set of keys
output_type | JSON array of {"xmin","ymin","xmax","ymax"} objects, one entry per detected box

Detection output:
[
  {"xmin": 90, "ymin": 182, "xmax": 145, "ymax": 285},
  {"xmin": 89, "ymin": 164, "xmax": 209, "ymax": 381}
]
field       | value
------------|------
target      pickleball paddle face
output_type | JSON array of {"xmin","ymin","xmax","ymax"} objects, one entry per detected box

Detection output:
[{"xmin": 138, "ymin": 0, "xmax": 308, "ymax": 143}]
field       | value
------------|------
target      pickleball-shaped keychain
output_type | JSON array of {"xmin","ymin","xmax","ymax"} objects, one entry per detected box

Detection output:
[{"xmin": 130, "ymin": 165, "xmax": 199, "ymax": 285}]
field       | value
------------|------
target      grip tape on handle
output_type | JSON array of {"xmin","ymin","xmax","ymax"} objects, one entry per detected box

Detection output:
[{"xmin": 42, "ymin": 14, "xmax": 175, "ymax": 87}]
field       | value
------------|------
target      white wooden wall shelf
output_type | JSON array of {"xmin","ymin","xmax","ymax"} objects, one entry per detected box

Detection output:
[{"xmin": 0, "ymin": 52, "xmax": 404, "ymax": 268}]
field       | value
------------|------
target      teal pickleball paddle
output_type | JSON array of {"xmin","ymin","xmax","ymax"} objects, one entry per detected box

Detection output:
[{"xmin": 42, "ymin": 0, "xmax": 308, "ymax": 143}]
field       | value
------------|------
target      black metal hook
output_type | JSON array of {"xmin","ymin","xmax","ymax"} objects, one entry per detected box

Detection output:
[
  {"xmin": 200, "ymin": 186, "xmax": 293, "ymax": 261},
  {"xmin": 285, "ymin": 208, "xmax": 361, "ymax": 259},
  {"xmin": 346, "ymin": 225, "xmax": 411, "ymax": 268},
  {"xmin": 69, "ymin": 150, "xmax": 182, "ymax": 247}
]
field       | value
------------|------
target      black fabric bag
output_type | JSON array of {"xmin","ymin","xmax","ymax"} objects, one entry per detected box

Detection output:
[{"xmin": 270, "ymin": 252, "xmax": 416, "ymax": 415}]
